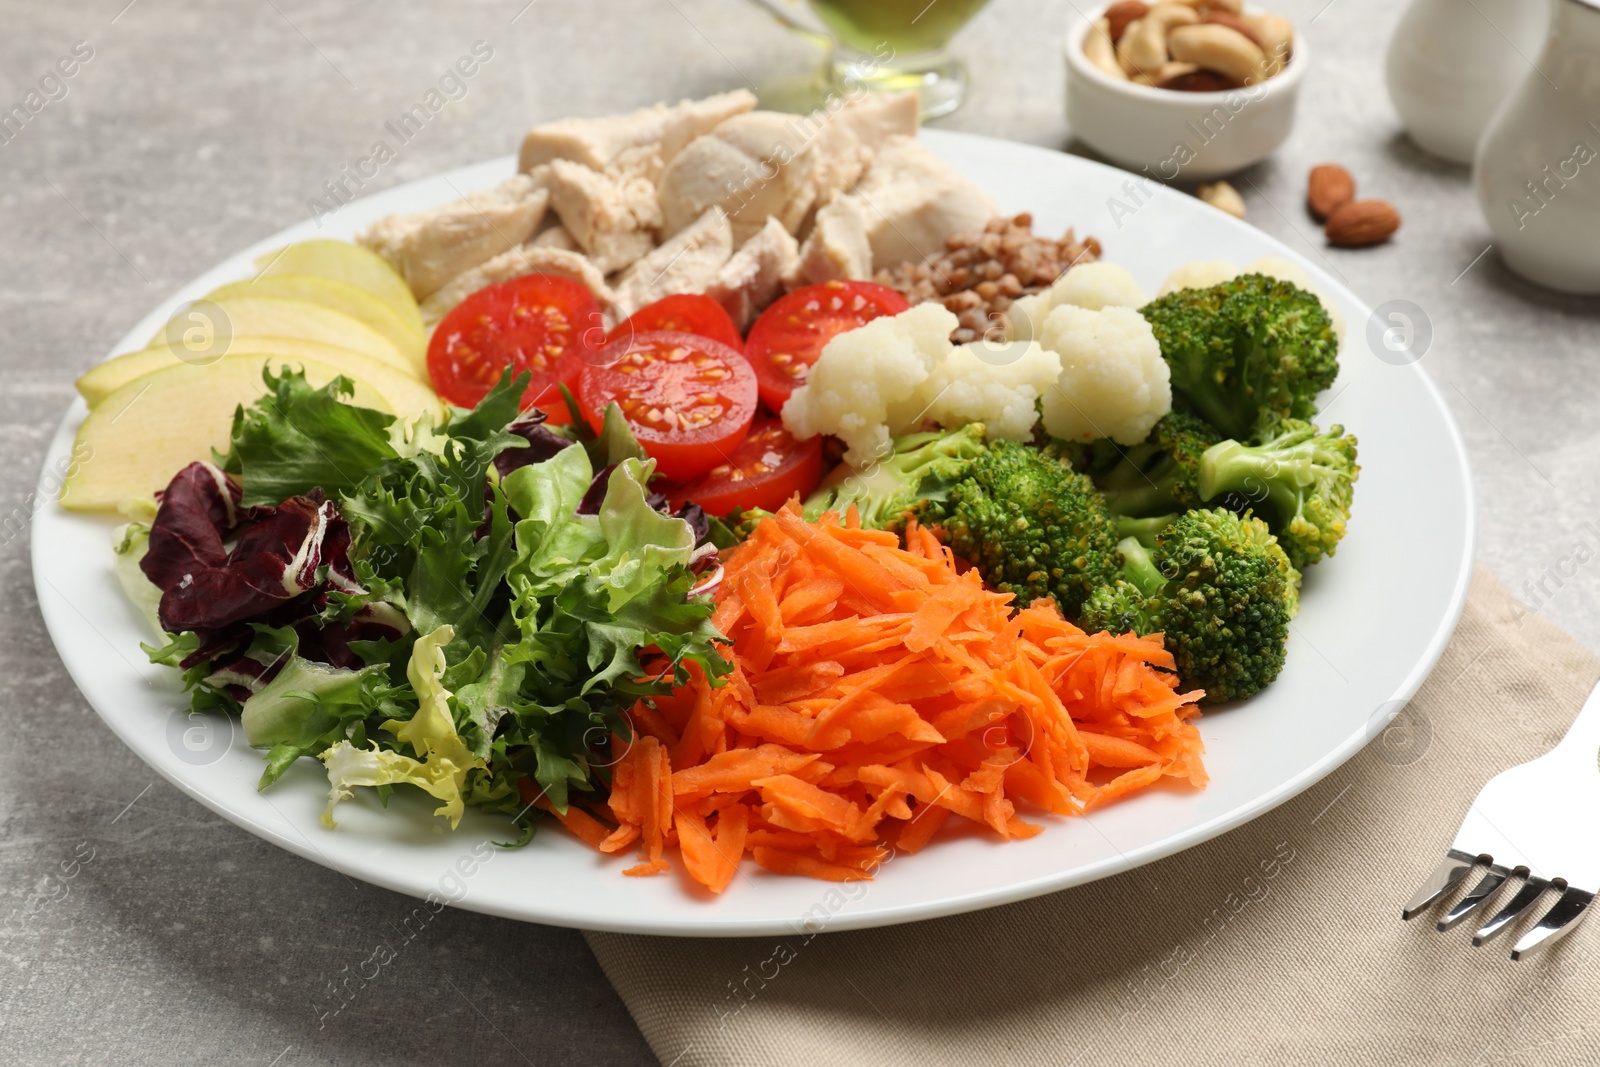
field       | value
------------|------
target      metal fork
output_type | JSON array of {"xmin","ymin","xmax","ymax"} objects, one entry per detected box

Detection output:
[{"xmin": 1401, "ymin": 678, "xmax": 1600, "ymax": 960}]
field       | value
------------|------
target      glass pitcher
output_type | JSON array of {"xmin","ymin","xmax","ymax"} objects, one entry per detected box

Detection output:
[{"xmin": 743, "ymin": 0, "xmax": 993, "ymax": 118}]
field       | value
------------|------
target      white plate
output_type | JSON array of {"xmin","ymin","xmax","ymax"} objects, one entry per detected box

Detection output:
[{"xmin": 32, "ymin": 131, "xmax": 1474, "ymax": 937}]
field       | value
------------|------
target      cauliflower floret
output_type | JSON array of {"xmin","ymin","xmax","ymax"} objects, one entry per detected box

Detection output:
[
  {"xmin": 1157, "ymin": 259, "xmax": 1238, "ymax": 297},
  {"xmin": 1051, "ymin": 261, "xmax": 1147, "ymax": 311},
  {"xmin": 1245, "ymin": 255, "xmax": 1310, "ymax": 289},
  {"xmin": 924, "ymin": 341, "xmax": 1062, "ymax": 442},
  {"xmin": 1039, "ymin": 305, "xmax": 1170, "ymax": 446},
  {"xmin": 1006, "ymin": 292, "xmax": 1051, "ymax": 342},
  {"xmin": 781, "ymin": 302, "xmax": 958, "ymax": 467},
  {"xmin": 1008, "ymin": 262, "xmax": 1147, "ymax": 341}
]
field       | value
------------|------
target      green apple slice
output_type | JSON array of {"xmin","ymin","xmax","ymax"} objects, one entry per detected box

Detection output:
[
  {"xmin": 77, "ymin": 335, "xmax": 410, "ymax": 406},
  {"xmin": 145, "ymin": 296, "xmax": 414, "ymax": 376},
  {"xmin": 207, "ymin": 275, "xmax": 423, "ymax": 363},
  {"xmin": 60, "ymin": 355, "xmax": 439, "ymax": 511},
  {"xmin": 253, "ymin": 239, "xmax": 424, "ymax": 338}
]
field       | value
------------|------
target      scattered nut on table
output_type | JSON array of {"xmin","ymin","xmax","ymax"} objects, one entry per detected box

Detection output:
[
  {"xmin": 1085, "ymin": 0, "xmax": 1294, "ymax": 91},
  {"xmin": 1325, "ymin": 199, "xmax": 1401, "ymax": 247},
  {"xmin": 1307, "ymin": 163, "xmax": 1356, "ymax": 221},
  {"xmin": 1197, "ymin": 180, "xmax": 1246, "ymax": 219}
]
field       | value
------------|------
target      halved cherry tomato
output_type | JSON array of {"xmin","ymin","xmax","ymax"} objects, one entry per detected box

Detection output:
[
  {"xmin": 744, "ymin": 280, "xmax": 911, "ymax": 413},
  {"xmin": 664, "ymin": 420, "xmax": 823, "ymax": 516},
  {"xmin": 426, "ymin": 273, "xmax": 604, "ymax": 421},
  {"xmin": 578, "ymin": 331, "xmax": 758, "ymax": 483},
  {"xmin": 609, "ymin": 293, "xmax": 744, "ymax": 352}
]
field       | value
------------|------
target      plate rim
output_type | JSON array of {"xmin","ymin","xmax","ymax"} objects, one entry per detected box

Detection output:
[{"xmin": 31, "ymin": 129, "xmax": 1478, "ymax": 936}]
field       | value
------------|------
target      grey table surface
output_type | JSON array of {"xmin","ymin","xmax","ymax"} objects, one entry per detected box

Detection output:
[{"xmin": 3, "ymin": 1, "xmax": 1597, "ymax": 1064}]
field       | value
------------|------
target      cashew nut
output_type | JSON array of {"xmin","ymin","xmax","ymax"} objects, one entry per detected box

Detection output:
[
  {"xmin": 1084, "ymin": 17, "xmax": 1129, "ymax": 79},
  {"xmin": 1133, "ymin": 60, "xmax": 1199, "ymax": 87},
  {"xmin": 1246, "ymin": 12, "xmax": 1295, "ymax": 77},
  {"xmin": 1197, "ymin": 181, "xmax": 1246, "ymax": 219},
  {"xmin": 1167, "ymin": 0, "xmax": 1242, "ymax": 11},
  {"xmin": 1166, "ymin": 23, "xmax": 1269, "ymax": 86},
  {"xmin": 1117, "ymin": 3, "xmax": 1200, "ymax": 78}
]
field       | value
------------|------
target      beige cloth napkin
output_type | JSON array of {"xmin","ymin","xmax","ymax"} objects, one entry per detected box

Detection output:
[{"xmin": 587, "ymin": 568, "xmax": 1600, "ymax": 1066}]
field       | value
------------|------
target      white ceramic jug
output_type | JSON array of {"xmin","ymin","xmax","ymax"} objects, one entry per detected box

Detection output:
[
  {"xmin": 1385, "ymin": 0, "xmax": 1548, "ymax": 163},
  {"xmin": 1474, "ymin": 0, "xmax": 1600, "ymax": 294}
]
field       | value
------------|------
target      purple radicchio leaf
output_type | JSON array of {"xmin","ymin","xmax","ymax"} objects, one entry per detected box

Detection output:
[
  {"xmin": 493, "ymin": 410, "xmax": 573, "ymax": 480},
  {"xmin": 140, "ymin": 461, "xmax": 243, "ymax": 590},
  {"xmin": 144, "ymin": 461, "xmax": 359, "ymax": 634}
]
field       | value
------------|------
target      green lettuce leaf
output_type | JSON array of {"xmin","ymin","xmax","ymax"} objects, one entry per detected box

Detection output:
[
  {"xmin": 239, "ymin": 656, "xmax": 378, "ymax": 748},
  {"xmin": 227, "ymin": 368, "xmax": 398, "ymax": 506},
  {"xmin": 591, "ymin": 458, "xmax": 696, "ymax": 613},
  {"xmin": 111, "ymin": 522, "xmax": 162, "ymax": 633},
  {"xmin": 137, "ymin": 365, "xmax": 731, "ymax": 838},
  {"xmin": 596, "ymin": 401, "xmax": 648, "ymax": 466},
  {"xmin": 319, "ymin": 625, "xmax": 485, "ymax": 828}
]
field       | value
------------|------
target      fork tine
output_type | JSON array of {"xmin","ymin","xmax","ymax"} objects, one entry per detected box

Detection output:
[
  {"xmin": 1402, "ymin": 851, "xmax": 1478, "ymax": 920},
  {"xmin": 1438, "ymin": 867, "xmax": 1511, "ymax": 931},
  {"xmin": 1510, "ymin": 887, "xmax": 1593, "ymax": 961},
  {"xmin": 1473, "ymin": 879, "xmax": 1547, "ymax": 946}
]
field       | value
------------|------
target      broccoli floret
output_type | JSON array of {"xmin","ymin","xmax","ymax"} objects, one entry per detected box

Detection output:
[
  {"xmin": 802, "ymin": 423, "xmax": 989, "ymax": 528},
  {"xmin": 1083, "ymin": 411, "xmax": 1223, "ymax": 519},
  {"xmin": 1141, "ymin": 273, "xmax": 1339, "ymax": 440},
  {"xmin": 1079, "ymin": 509, "xmax": 1300, "ymax": 703},
  {"xmin": 1116, "ymin": 513, "xmax": 1179, "ymax": 547},
  {"xmin": 915, "ymin": 438, "xmax": 1121, "ymax": 616},
  {"xmin": 1198, "ymin": 419, "xmax": 1359, "ymax": 570}
]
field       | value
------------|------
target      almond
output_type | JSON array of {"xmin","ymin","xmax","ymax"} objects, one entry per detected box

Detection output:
[
  {"xmin": 1200, "ymin": 10, "xmax": 1264, "ymax": 49},
  {"xmin": 1307, "ymin": 163, "xmax": 1356, "ymax": 221},
  {"xmin": 1325, "ymin": 199, "xmax": 1400, "ymax": 247},
  {"xmin": 1104, "ymin": 1, "xmax": 1150, "ymax": 43}
]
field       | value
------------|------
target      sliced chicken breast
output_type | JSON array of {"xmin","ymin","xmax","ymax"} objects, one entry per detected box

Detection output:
[
  {"xmin": 530, "ymin": 224, "xmax": 578, "ymax": 250},
  {"xmin": 849, "ymin": 135, "xmax": 997, "ymax": 270},
  {"xmin": 656, "ymin": 92, "xmax": 920, "ymax": 246},
  {"xmin": 544, "ymin": 160, "xmax": 661, "ymax": 275},
  {"xmin": 517, "ymin": 90, "xmax": 757, "ymax": 174},
  {"xmin": 420, "ymin": 245, "xmax": 615, "ymax": 324},
  {"xmin": 610, "ymin": 207, "xmax": 733, "ymax": 318},
  {"xmin": 706, "ymin": 217, "xmax": 800, "ymax": 329},
  {"xmin": 357, "ymin": 174, "xmax": 549, "ymax": 300},
  {"xmin": 789, "ymin": 196, "xmax": 873, "ymax": 288}
]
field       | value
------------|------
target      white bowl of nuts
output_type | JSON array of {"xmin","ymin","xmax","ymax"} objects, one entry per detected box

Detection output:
[{"xmin": 1065, "ymin": 1, "xmax": 1306, "ymax": 182}]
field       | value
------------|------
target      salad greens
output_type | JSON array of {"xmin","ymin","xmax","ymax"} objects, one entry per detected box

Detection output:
[{"xmin": 121, "ymin": 369, "xmax": 728, "ymax": 838}]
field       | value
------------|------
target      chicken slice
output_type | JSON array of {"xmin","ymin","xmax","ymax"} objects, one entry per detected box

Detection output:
[
  {"xmin": 834, "ymin": 90, "xmax": 920, "ymax": 150},
  {"xmin": 804, "ymin": 91, "xmax": 921, "ymax": 211},
  {"xmin": 544, "ymin": 159, "xmax": 661, "ymax": 275},
  {"xmin": 658, "ymin": 112, "xmax": 820, "ymax": 244},
  {"xmin": 849, "ymin": 135, "xmax": 997, "ymax": 270},
  {"xmin": 530, "ymin": 224, "xmax": 578, "ymax": 250},
  {"xmin": 705, "ymin": 217, "xmax": 800, "ymax": 330},
  {"xmin": 788, "ymin": 196, "xmax": 873, "ymax": 288},
  {"xmin": 517, "ymin": 90, "xmax": 757, "ymax": 174},
  {"xmin": 420, "ymin": 245, "xmax": 614, "ymax": 325},
  {"xmin": 610, "ymin": 207, "xmax": 733, "ymax": 319},
  {"xmin": 657, "ymin": 92, "xmax": 920, "ymax": 246},
  {"xmin": 357, "ymin": 174, "xmax": 549, "ymax": 300}
]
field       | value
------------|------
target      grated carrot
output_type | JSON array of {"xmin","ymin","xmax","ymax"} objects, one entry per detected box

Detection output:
[{"xmin": 545, "ymin": 503, "xmax": 1205, "ymax": 893}]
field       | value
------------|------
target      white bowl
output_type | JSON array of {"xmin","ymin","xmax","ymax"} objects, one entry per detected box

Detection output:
[{"xmin": 1063, "ymin": 12, "xmax": 1309, "ymax": 182}]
